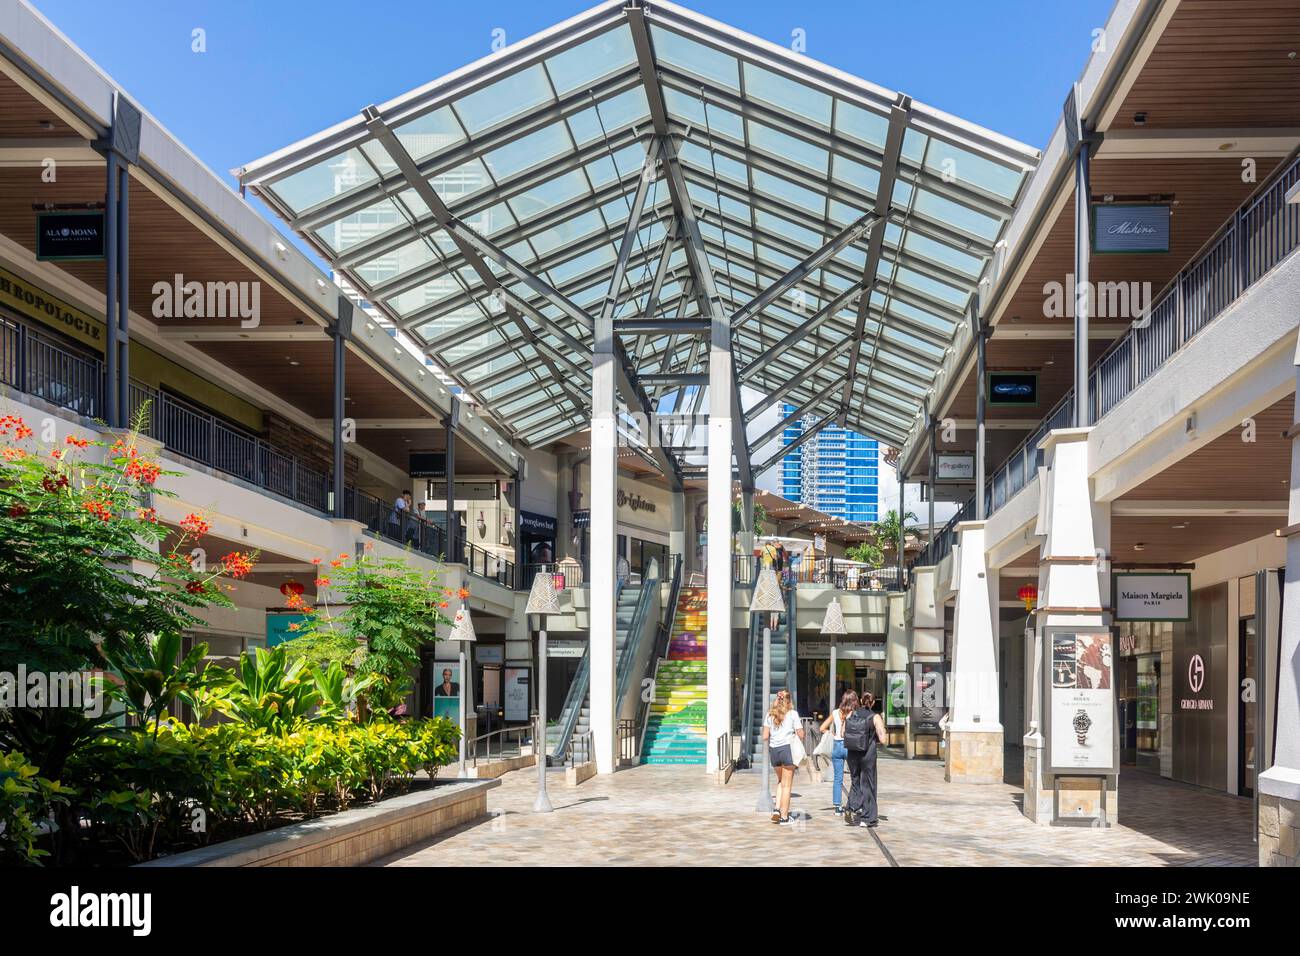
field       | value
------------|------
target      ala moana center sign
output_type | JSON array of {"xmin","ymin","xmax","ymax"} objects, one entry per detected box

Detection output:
[{"xmin": 1114, "ymin": 572, "xmax": 1190, "ymax": 622}]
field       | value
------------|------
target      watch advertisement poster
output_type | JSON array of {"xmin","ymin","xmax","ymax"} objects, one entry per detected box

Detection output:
[{"xmin": 1048, "ymin": 631, "xmax": 1115, "ymax": 772}]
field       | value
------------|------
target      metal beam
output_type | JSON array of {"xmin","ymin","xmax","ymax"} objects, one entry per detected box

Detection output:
[
  {"xmin": 744, "ymin": 337, "xmax": 854, "ymax": 423},
  {"xmin": 839, "ymin": 94, "xmax": 911, "ymax": 423},
  {"xmin": 738, "ymin": 284, "xmax": 861, "ymax": 383},
  {"xmin": 752, "ymin": 374, "xmax": 845, "ymax": 452}
]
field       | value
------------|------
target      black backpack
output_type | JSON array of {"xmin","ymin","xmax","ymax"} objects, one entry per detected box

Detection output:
[{"xmin": 843, "ymin": 708, "xmax": 873, "ymax": 752}]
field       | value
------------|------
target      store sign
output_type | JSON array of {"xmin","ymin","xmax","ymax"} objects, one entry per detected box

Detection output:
[
  {"xmin": 1179, "ymin": 652, "xmax": 1215, "ymax": 712},
  {"xmin": 1093, "ymin": 204, "xmax": 1171, "ymax": 255},
  {"xmin": 409, "ymin": 452, "xmax": 445, "ymax": 479},
  {"xmin": 519, "ymin": 511, "xmax": 556, "ymax": 536},
  {"xmin": 0, "ymin": 267, "xmax": 104, "ymax": 350},
  {"xmin": 936, "ymin": 452, "xmax": 975, "ymax": 482},
  {"xmin": 1114, "ymin": 572, "xmax": 1190, "ymax": 622},
  {"xmin": 476, "ymin": 645, "xmax": 504, "ymax": 665},
  {"xmin": 617, "ymin": 489, "xmax": 657, "ymax": 514},
  {"xmin": 547, "ymin": 641, "xmax": 586, "ymax": 659},
  {"xmin": 987, "ymin": 372, "xmax": 1038, "ymax": 407},
  {"xmin": 1048, "ymin": 631, "xmax": 1115, "ymax": 772},
  {"xmin": 36, "ymin": 211, "xmax": 105, "ymax": 261}
]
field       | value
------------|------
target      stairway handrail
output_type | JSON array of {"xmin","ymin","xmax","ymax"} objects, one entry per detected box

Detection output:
[{"xmin": 615, "ymin": 565, "xmax": 660, "ymax": 715}]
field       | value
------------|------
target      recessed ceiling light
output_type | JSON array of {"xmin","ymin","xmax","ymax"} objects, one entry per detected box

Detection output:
[
  {"xmin": 1171, "ymin": 523, "xmax": 1187, "ymax": 529},
  {"xmin": 1133, "ymin": 542, "xmax": 1146, "ymax": 551}
]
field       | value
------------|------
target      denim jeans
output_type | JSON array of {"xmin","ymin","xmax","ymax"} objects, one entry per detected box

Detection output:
[{"xmin": 831, "ymin": 740, "xmax": 848, "ymax": 808}]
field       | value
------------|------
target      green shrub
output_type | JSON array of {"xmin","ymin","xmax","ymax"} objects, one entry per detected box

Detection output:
[{"xmin": 0, "ymin": 750, "xmax": 69, "ymax": 865}]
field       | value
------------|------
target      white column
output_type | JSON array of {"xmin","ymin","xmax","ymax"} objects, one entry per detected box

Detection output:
[
  {"xmin": 906, "ymin": 565, "xmax": 945, "ymax": 760},
  {"xmin": 705, "ymin": 330, "xmax": 734, "ymax": 773},
  {"xmin": 589, "ymin": 315, "xmax": 618, "ymax": 774},
  {"xmin": 669, "ymin": 490, "xmax": 687, "ymax": 566},
  {"xmin": 1259, "ymin": 372, "xmax": 1300, "ymax": 865},
  {"xmin": 1024, "ymin": 427, "xmax": 1115, "ymax": 824},
  {"xmin": 945, "ymin": 522, "xmax": 1002, "ymax": 783}
]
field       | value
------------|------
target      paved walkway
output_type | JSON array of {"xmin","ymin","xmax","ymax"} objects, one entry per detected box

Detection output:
[{"xmin": 374, "ymin": 754, "xmax": 1257, "ymax": 867}]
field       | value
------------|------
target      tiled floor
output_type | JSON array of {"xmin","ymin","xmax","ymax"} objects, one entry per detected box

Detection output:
[{"xmin": 374, "ymin": 752, "xmax": 1257, "ymax": 867}]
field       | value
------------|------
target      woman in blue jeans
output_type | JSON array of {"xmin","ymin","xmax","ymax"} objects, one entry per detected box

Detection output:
[{"xmin": 819, "ymin": 690, "xmax": 858, "ymax": 815}]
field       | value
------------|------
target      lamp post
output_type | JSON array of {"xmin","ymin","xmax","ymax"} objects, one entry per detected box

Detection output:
[
  {"xmin": 525, "ymin": 571, "xmax": 560, "ymax": 813},
  {"xmin": 821, "ymin": 597, "xmax": 848, "ymax": 792},
  {"xmin": 447, "ymin": 604, "xmax": 477, "ymax": 779},
  {"xmin": 750, "ymin": 566, "xmax": 786, "ymax": 813}
]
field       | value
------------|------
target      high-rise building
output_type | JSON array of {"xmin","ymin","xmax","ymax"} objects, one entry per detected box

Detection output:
[{"xmin": 779, "ymin": 407, "xmax": 879, "ymax": 523}]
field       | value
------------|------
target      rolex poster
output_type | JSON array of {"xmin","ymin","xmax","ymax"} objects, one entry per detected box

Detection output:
[{"xmin": 1048, "ymin": 631, "xmax": 1115, "ymax": 772}]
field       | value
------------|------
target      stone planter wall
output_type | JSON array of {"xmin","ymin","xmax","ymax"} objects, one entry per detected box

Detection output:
[{"xmin": 139, "ymin": 778, "xmax": 499, "ymax": 867}]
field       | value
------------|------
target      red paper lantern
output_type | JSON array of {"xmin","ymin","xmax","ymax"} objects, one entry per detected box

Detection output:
[
  {"xmin": 280, "ymin": 580, "xmax": 305, "ymax": 597},
  {"xmin": 1017, "ymin": 583, "xmax": 1038, "ymax": 612}
]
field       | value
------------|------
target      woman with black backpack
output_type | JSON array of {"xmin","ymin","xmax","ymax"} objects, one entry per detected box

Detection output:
[{"xmin": 841, "ymin": 691, "xmax": 887, "ymax": 828}]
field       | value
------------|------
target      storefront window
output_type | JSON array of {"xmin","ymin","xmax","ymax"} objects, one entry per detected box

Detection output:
[{"xmin": 1117, "ymin": 620, "xmax": 1164, "ymax": 771}]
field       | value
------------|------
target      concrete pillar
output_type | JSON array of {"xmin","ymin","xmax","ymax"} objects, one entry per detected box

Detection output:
[
  {"xmin": 737, "ymin": 487, "xmax": 755, "ymax": 563},
  {"xmin": 906, "ymin": 565, "xmax": 945, "ymax": 760},
  {"xmin": 945, "ymin": 522, "xmax": 1003, "ymax": 783},
  {"xmin": 669, "ymin": 490, "xmax": 687, "ymax": 569},
  {"xmin": 555, "ymin": 452, "xmax": 574, "ymax": 562},
  {"xmin": 705, "ymin": 331, "xmax": 734, "ymax": 774},
  {"xmin": 1259, "ymin": 373, "xmax": 1300, "ymax": 865},
  {"xmin": 589, "ymin": 316, "xmax": 618, "ymax": 774},
  {"xmin": 1023, "ymin": 427, "xmax": 1116, "ymax": 825}
]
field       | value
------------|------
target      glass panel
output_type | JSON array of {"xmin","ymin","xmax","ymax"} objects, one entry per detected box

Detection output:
[
  {"xmin": 453, "ymin": 64, "xmax": 554, "ymax": 134},
  {"xmin": 742, "ymin": 63, "xmax": 832, "ymax": 126},
  {"xmin": 315, "ymin": 197, "xmax": 405, "ymax": 254},
  {"xmin": 386, "ymin": 279, "xmax": 465, "ymax": 317},
  {"xmin": 650, "ymin": 25, "xmax": 740, "ymax": 91},
  {"xmin": 529, "ymin": 210, "xmax": 606, "ymax": 258},
  {"xmin": 663, "ymin": 88, "xmax": 743, "ymax": 141},
  {"xmin": 430, "ymin": 158, "xmax": 493, "ymax": 207},
  {"xmin": 585, "ymin": 143, "xmax": 650, "ymax": 188},
  {"xmin": 544, "ymin": 26, "xmax": 637, "ymax": 97},
  {"xmin": 354, "ymin": 237, "xmax": 437, "ymax": 286},
  {"xmin": 752, "ymin": 169, "xmax": 826, "ymax": 217},
  {"xmin": 508, "ymin": 171, "xmax": 590, "ymax": 223},
  {"xmin": 483, "ymin": 122, "xmax": 572, "ymax": 180},
  {"xmin": 902, "ymin": 231, "xmax": 983, "ymax": 278},
  {"xmin": 747, "ymin": 120, "xmax": 829, "ymax": 174},
  {"xmin": 756, "ymin": 210, "xmax": 823, "ymax": 252},
  {"xmin": 831, "ymin": 154, "xmax": 881, "ymax": 199},
  {"xmin": 393, "ymin": 106, "xmax": 466, "ymax": 163},
  {"xmin": 923, "ymin": 139, "xmax": 1023, "ymax": 201},
  {"xmin": 833, "ymin": 100, "xmax": 889, "ymax": 149},
  {"xmin": 910, "ymin": 187, "xmax": 1001, "ymax": 241},
  {"xmin": 678, "ymin": 141, "xmax": 747, "ymax": 185},
  {"xmin": 270, "ymin": 148, "xmax": 379, "ymax": 214}
]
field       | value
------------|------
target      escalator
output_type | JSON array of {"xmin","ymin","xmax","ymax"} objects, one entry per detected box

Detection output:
[
  {"xmin": 739, "ymin": 582, "xmax": 796, "ymax": 768},
  {"xmin": 546, "ymin": 567, "xmax": 660, "ymax": 764}
]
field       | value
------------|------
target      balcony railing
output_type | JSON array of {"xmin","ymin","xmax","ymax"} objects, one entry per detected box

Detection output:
[
  {"xmin": 915, "ymin": 149, "xmax": 1300, "ymax": 568},
  {"xmin": 0, "ymin": 323, "xmax": 520, "ymax": 587}
]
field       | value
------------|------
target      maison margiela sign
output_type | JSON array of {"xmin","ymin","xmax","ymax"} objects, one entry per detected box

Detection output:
[{"xmin": 1113, "ymin": 572, "xmax": 1190, "ymax": 622}]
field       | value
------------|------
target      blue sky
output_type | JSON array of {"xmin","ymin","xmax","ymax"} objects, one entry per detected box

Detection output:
[{"xmin": 33, "ymin": 0, "xmax": 1114, "ymax": 191}]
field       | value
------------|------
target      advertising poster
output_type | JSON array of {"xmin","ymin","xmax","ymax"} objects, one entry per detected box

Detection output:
[
  {"xmin": 885, "ymin": 672, "xmax": 908, "ymax": 727},
  {"xmin": 909, "ymin": 661, "xmax": 947, "ymax": 734},
  {"xmin": 1136, "ymin": 673, "xmax": 1158, "ymax": 730},
  {"xmin": 430, "ymin": 662, "xmax": 460, "ymax": 723},
  {"xmin": 503, "ymin": 666, "xmax": 531, "ymax": 723},
  {"xmin": 1049, "ymin": 631, "xmax": 1115, "ymax": 771}
]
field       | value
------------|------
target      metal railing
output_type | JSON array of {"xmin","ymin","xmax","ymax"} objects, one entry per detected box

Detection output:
[
  {"xmin": 916, "ymin": 150, "xmax": 1300, "ymax": 564},
  {"xmin": 0, "ymin": 319, "xmax": 102, "ymax": 418},
  {"xmin": 565, "ymin": 729, "xmax": 593, "ymax": 769},
  {"xmin": 619, "ymin": 718, "xmax": 638, "ymax": 765},
  {"xmin": 715, "ymin": 732, "xmax": 733, "ymax": 776},
  {"xmin": 466, "ymin": 722, "xmax": 535, "ymax": 769},
  {"xmin": 522, "ymin": 561, "xmax": 583, "ymax": 591}
]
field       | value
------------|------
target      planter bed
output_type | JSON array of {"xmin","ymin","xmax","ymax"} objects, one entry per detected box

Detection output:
[{"xmin": 138, "ymin": 777, "xmax": 499, "ymax": 867}]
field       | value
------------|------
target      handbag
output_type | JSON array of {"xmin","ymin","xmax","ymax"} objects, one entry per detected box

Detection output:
[
  {"xmin": 789, "ymin": 733, "xmax": 807, "ymax": 767},
  {"xmin": 813, "ymin": 727, "xmax": 835, "ymax": 760}
]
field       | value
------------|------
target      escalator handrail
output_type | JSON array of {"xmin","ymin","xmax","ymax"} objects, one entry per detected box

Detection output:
[
  {"xmin": 739, "ymin": 610, "xmax": 762, "ymax": 768},
  {"xmin": 615, "ymin": 567, "xmax": 660, "ymax": 714},
  {"xmin": 548, "ymin": 577, "xmax": 627, "ymax": 762}
]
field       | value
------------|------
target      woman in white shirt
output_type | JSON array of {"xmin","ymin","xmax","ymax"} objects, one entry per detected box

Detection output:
[
  {"xmin": 761, "ymin": 689, "xmax": 804, "ymax": 824},
  {"xmin": 818, "ymin": 689, "xmax": 857, "ymax": 815}
]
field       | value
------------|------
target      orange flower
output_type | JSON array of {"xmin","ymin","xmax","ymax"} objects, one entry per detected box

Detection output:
[
  {"xmin": 457, "ymin": 587, "xmax": 470, "ymax": 600},
  {"xmin": 180, "ymin": 513, "xmax": 210, "ymax": 536},
  {"xmin": 220, "ymin": 552, "xmax": 255, "ymax": 579},
  {"xmin": 311, "ymin": 557, "xmax": 322, "ymax": 565},
  {"xmin": 438, "ymin": 600, "xmax": 449, "ymax": 609},
  {"xmin": 64, "ymin": 435, "xmax": 90, "ymax": 449},
  {"xmin": 316, "ymin": 576, "xmax": 331, "ymax": 587},
  {"xmin": 2, "ymin": 447, "xmax": 25, "ymax": 461},
  {"xmin": 84, "ymin": 500, "xmax": 113, "ymax": 522},
  {"xmin": 136, "ymin": 508, "xmax": 158, "ymax": 523}
]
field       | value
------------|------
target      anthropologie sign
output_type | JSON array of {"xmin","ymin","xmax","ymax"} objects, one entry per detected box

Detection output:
[
  {"xmin": 1113, "ymin": 572, "xmax": 1190, "ymax": 621},
  {"xmin": 1048, "ymin": 631, "xmax": 1115, "ymax": 772}
]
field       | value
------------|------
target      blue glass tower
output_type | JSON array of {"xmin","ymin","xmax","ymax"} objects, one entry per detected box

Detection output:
[{"xmin": 778, "ymin": 407, "xmax": 879, "ymax": 523}]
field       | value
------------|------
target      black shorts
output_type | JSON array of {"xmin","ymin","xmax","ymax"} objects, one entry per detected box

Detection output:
[{"xmin": 769, "ymin": 744, "xmax": 794, "ymax": 767}]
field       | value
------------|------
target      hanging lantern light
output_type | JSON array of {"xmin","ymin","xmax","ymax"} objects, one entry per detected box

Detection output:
[
  {"xmin": 1018, "ymin": 583, "xmax": 1038, "ymax": 612},
  {"xmin": 280, "ymin": 580, "xmax": 305, "ymax": 597}
]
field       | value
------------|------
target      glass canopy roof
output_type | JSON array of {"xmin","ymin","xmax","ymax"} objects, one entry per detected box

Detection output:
[{"xmin": 238, "ymin": 0, "xmax": 1037, "ymax": 466}]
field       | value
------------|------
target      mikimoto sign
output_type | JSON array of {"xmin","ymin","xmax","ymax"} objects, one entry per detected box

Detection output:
[{"xmin": 1114, "ymin": 572, "xmax": 1190, "ymax": 622}]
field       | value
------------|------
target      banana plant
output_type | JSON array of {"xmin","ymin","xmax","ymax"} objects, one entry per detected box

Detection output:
[
  {"xmin": 103, "ymin": 631, "xmax": 211, "ymax": 737},
  {"xmin": 312, "ymin": 661, "xmax": 377, "ymax": 721},
  {"xmin": 219, "ymin": 646, "xmax": 322, "ymax": 734}
]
